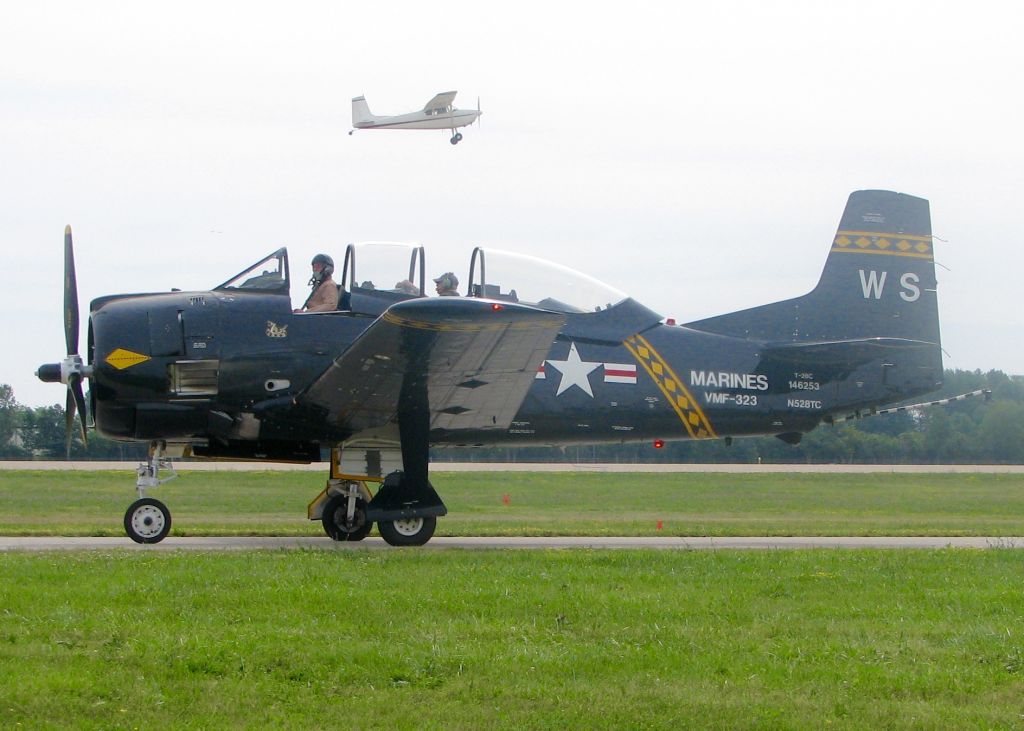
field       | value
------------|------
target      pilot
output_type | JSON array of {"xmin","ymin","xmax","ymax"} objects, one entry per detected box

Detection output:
[
  {"xmin": 433, "ymin": 272, "xmax": 460, "ymax": 296},
  {"xmin": 294, "ymin": 254, "xmax": 340, "ymax": 313}
]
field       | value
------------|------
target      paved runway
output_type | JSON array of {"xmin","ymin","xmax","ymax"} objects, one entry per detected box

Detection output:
[{"xmin": 1, "ymin": 536, "xmax": 1021, "ymax": 551}]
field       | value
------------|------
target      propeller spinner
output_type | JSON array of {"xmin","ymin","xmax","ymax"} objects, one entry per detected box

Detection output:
[{"xmin": 36, "ymin": 225, "xmax": 91, "ymax": 454}]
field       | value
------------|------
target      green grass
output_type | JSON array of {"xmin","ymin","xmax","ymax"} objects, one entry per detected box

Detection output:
[
  {"xmin": 1, "ymin": 549, "xmax": 1023, "ymax": 729},
  {"xmin": 2, "ymin": 470, "xmax": 1024, "ymax": 537}
]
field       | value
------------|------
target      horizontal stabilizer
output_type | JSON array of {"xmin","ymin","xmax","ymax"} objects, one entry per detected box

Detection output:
[{"xmin": 763, "ymin": 337, "xmax": 939, "ymax": 367}]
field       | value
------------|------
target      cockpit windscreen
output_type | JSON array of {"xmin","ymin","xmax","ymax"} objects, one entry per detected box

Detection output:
[
  {"xmin": 215, "ymin": 248, "xmax": 289, "ymax": 294},
  {"xmin": 467, "ymin": 248, "xmax": 627, "ymax": 313}
]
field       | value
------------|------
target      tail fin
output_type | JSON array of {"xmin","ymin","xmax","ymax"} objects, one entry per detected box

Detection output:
[
  {"xmin": 689, "ymin": 190, "xmax": 940, "ymax": 345},
  {"xmin": 688, "ymin": 190, "xmax": 943, "ymax": 403},
  {"xmin": 351, "ymin": 95, "xmax": 377, "ymax": 126}
]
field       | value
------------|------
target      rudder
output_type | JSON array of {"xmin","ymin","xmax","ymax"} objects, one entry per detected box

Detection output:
[{"xmin": 351, "ymin": 95, "xmax": 377, "ymax": 125}]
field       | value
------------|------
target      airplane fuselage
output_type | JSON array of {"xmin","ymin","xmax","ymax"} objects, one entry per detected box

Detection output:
[
  {"xmin": 86, "ymin": 287, "xmax": 939, "ymax": 456},
  {"xmin": 354, "ymin": 109, "xmax": 481, "ymax": 131}
]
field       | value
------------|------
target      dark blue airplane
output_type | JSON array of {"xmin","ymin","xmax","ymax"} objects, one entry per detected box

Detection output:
[{"xmin": 37, "ymin": 190, "xmax": 945, "ymax": 545}]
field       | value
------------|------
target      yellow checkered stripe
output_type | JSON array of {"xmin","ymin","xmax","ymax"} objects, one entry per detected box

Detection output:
[
  {"xmin": 831, "ymin": 230, "xmax": 933, "ymax": 259},
  {"xmin": 624, "ymin": 334, "xmax": 716, "ymax": 440}
]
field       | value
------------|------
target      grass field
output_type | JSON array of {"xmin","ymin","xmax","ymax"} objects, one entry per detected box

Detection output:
[
  {"xmin": 4, "ymin": 471, "xmax": 1024, "ymax": 728},
  {"xmin": 2, "ymin": 469, "xmax": 1024, "ymax": 537},
  {"xmin": 2, "ymin": 549, "xmax": 1023, "ymax": 729}
]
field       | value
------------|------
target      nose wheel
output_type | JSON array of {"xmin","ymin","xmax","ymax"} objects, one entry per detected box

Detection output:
[
  {"xmin": 123, "ymin": 442, "xmax": 178, "ymax": 544},
  {"xmin": 124, "ymin": 497, "xmax": 172, "ymax": 544}
]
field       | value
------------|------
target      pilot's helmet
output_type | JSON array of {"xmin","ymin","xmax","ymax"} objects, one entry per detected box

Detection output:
[
  {"xmin": 311, "ymin": 254, "xmax": 334, "ymax": 279},
  {"xmin": 433, "ymin": 272, "xmax": 458, "ymax": 291}
]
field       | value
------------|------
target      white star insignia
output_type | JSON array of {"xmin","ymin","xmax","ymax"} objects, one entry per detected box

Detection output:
[{"xmin": 546, "ymin": 342, "xmax": 601, "ymax": 397}]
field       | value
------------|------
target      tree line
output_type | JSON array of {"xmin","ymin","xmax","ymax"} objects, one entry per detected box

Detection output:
[{"xmin": 2, "ymin": 369, "xmax": 1021, "ymax": 463}]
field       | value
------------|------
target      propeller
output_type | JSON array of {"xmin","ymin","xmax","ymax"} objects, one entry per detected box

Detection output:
[
  {"xmin": 64, "ymin": 225, "xmax": 79, "ymax": 355},
  {"xmin": 63, "ymin": 226, "xmax": 89, "ymax": 454},
  {"xmin": 477, "ymin": 96, "xmax": 482, "ymax": 128},
  {"xmin": 35, "ymin": 226, "xmax": 90, "ymax": 455}
]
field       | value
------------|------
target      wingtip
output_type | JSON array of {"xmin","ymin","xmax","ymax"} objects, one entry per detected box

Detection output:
[{"xmin": 64, "ymin": 224, "xmax": 72, "ymax": 235}]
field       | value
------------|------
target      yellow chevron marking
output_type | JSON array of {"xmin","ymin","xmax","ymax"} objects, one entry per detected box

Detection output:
[
  {"xmin": 623, "ymin": 334, "xmax": 716, "ymax": 440},
  {"xmin": 105, "ymin": 348, "xmax": 151, "ymax": 370},
  {"xmin": 831, "ymin": 230, "xmax": 933, "ymax": 259},
  {"xmin": 838, "ymin": 230, "xmax": 931, "ymax": 241}
]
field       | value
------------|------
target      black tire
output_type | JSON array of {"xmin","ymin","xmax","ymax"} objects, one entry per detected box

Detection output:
[
  {"xmin": 322, "ymin": 495, "xmax": 372, "ymax": 542},
  {"xmin": 378, "ymin": 516, "xmax": 437, "ymax": 547},
  {"xmin": 124, "ymin": 497, "xmax": 171, "ymax": 544}
]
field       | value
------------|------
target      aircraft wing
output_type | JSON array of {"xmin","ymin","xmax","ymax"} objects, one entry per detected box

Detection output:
[
  {"xmin": 298, "ymin": 298, "xmax": 565, "ymax": 436},
  {"xmin": 423, "ymin": 91, "xmax": 457, "ymax": 111}
]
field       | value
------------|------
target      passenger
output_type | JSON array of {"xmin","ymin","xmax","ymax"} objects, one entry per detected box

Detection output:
[
  {"xmin": 433, "ymin": 272, "xmax": 460, "ymax": 296},
  {"xmin": 394, "ymin": 279, "xmax": 419, "ymax": 295},
  {"xmin": 294, "ymin": 254, "xmax": 340, "ymax": 313}
]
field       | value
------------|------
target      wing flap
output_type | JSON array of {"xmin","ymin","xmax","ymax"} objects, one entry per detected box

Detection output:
[{"xmin": 299, "ymin": 298, "xmax": 564, "ymax": 436}]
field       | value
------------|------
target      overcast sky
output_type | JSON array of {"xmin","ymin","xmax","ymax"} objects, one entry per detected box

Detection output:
[{"xmin": 2, "ymin": 1, "xmax": 1021, "ymax": 407}]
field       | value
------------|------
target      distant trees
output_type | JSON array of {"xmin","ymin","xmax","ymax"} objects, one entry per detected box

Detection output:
[
  {"xmin": 0, "ymin": 386, "xmax": 146, "ymax": 460},
  {"xmin": 2, "ymin": 369, "xmax": 1022, "ymax": 463}
]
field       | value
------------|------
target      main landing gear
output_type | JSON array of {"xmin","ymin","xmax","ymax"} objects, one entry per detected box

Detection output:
[
  {"xmin": 449, "ymin": 131, "xmax": 463, "ymax": 145},
  {"xmin": 320, "ymin": 481, "xmax": 373, "ymax": 542},
  {"xmin": 311, "ymin": 471, "xmax": 446, "ymax": 546},
  {"xmin": 123, "ymin": 443, "xmax": 177, "ymax": 544}
]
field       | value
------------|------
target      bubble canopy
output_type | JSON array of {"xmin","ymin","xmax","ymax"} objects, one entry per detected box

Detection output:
[{"xmin": 467, "ymin": 248, "xmax": 627, "ymax": 314}]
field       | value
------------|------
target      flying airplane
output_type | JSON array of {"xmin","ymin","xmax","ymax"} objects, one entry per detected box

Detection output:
[
  {"xmin": 38, "ymin": 190, "xmax": 951, "ymax": 546},
  {"xmin": 349, "ymin": 91, "xmax": 481, "ymax": 144}
]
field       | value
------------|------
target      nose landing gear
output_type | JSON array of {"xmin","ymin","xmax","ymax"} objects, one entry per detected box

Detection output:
[{"xmin": 124, "ymin": 442, "xmax": 177, "ymax": 544}]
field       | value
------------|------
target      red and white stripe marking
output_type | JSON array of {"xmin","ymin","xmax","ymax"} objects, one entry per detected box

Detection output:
[{"xmin": 536, "ymin": 362, "xmax": 636, "ymax": 384}]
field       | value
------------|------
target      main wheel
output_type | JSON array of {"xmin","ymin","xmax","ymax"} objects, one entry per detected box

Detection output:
[
  {"xmin": 378, "ymin": 516, "xmax": 437, "ymax": 546},
  {"xmin": 322, "ymin": 494, "xmax": 372, "ymax": 542},
  {"xmin": 449, "ymin": 136, "xmax": 459, "ymax": 145},
  {"xmin": 124, "ymin": 497, "xmax": 171, "ymax": 544}
]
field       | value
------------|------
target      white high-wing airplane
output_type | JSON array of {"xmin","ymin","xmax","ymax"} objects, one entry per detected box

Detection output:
[{"xmin": 349, "ymin": 91, "xmax": 482, "ymax": 145}]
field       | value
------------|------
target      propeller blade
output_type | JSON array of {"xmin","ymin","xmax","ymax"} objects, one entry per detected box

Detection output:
[
  {"xmin": 64, "ymin": 225, "xmax": 80, "ymax": 356},
  {"xmin": 64, "ymin": 387, "xmax": 76, "ymax": 457},
  {"xmin": 70, "ymin": 374, "xmax": 88, "ymax": 447}
]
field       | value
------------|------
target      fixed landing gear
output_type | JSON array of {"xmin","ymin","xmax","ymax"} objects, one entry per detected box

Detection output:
[
  {"xmin": 124, "ymin": 442, "xmax": 178, "ymax": 544},
  {"xmin": 449, "ymin": 131, "xmax": 463, "ymax": 145}
]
